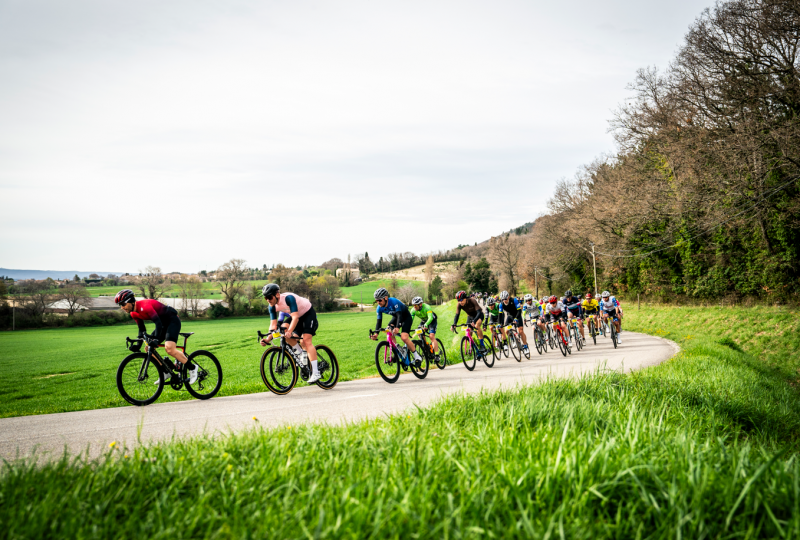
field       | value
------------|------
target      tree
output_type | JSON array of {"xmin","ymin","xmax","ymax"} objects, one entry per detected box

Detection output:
[
  {"xmin": 489, "ymin": 235, "xmax": 522, "ymax": 296},
  {"xmin": 0, "ymin": 279, "xmax": 7, "ymax": 303},
  {"xmin": 58, "ymin": 284, "xmax": 92, "ymax": 315},
  {"xmin": 466, "ymin": 258, "xmax": 493, "ymax": 292},
  {"xmin": 319, "ymin": 258, "xmax": 345, "ymax": 271},
  {"xmin": 428, "ymin": 275, "xmax": 443, "ymax": 303},
  {"xmin": 135, "ymin": 266, "xmax": 170, "ymax": 300},
  {"xmin": 269, "ymin": 264, "xmax": 294, "ymax": 287},
  {"xmin": 216, "ymin": 258, "xmax": 247, "ymax": 313},
  {"xmin": 395, "ymin": 282, "xmax": 424, "ymax": 304},
  {"xmin": 19, "ymin": 280, "xmax": 52, "ymax": 320},
  {"xmin": 73, "ymin": 274, "xmax": 80, "ymax": 282},
  {"xmin": 174, "ymin": 274, "xmax": 204, "ymax": 316},
  {"xmin": 424, "ymin": 255, "xmax": 434, "ymax": 286},
  {"xmin": 308, "ymin": 275, "xmax": 341, "ymax": 311}
]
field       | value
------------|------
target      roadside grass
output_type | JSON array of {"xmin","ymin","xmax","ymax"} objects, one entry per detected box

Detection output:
[
  {"xmin": 0, "ymin": 302, "xmax": 461, "ymax": 418},
  {"xmin": 2, "ymin": 320, "xmax": 800, "ymax": 538}
]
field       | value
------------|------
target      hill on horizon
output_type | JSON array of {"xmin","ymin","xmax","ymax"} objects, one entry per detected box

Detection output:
[{"xmin": 0, "ymin": 268, "xmax": 129, "ymax": 281}]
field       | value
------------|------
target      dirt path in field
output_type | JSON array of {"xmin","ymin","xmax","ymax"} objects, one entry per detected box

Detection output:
[{"xmin": 0, "ymin": 328, "xmax": 678, "ymax": 462}]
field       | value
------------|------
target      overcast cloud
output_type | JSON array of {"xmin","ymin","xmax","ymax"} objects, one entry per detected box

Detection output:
[{"xmin": 0, "ymin": 0, "xmax": 710, "ymax": 273}]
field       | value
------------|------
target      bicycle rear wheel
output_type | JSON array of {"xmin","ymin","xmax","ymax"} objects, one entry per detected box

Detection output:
[
  {"xmin": 557, "ymin": 329, "xmax": 568, "ymax": 357},
  {"xmin": 185, "ymin": 350, "xmax": 223, "ymax": 400},
  {"xmin": 533, "ymin": 328, "xmax": 543, "ymax": 354},
  {"xmin": 481, "ymin": 336, "xmax": 496, "ymax": 368},
  {"xmin": 508, "ymin": 333, "xmax": 521, "ymax": 362},
  {"xmin": 588, "ymin": 319, "xmax": 597, "ymax": 345},
  {"xmin": 611, "ymin": 324, "xmax": 618, "ymax": 349},
  {"xmin": 410, "ymin": 348, "xmax": 429, "ymax": 379},
  {"xmin": 315, "ymin": 345, "xmax": 339, "ymax": 389},
  {"xmin": 494, "ymin": 333, "xmax": 507, "ymax": 358},
  {"xmin": 375, "ymin": 341, "xmax": 400, "ymax": 383},
  {"xmin": 434, "ymin": 339, "xmax": 447, "ymax": 369},
  {"xmin": 460, "ymin": 336, "xmax": 476, "ymax": 371},
  {"xmin": 117, "ymin": 353, "xmax": 164, "ymax": 406}
]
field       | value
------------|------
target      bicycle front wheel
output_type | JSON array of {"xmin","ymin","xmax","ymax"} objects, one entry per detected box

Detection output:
[
  {"xmin": 611, "ymin": 325, "xmax": 618, "ymax": 349},
  {"xmin": 375, "ymin": 341, "xmax": 400, "ymax": 383},
  {"xmin": 267, "ymin": 348, "xmax": 298, "ymax": 394},
  {"xmin": 185, "ymin": 350, "xmax": 223, "ymax": 400},
  {"xmin": 315, "ymin": 345, "xmax": 339, "ymax": 389},
  {"xmin": 482, "ymin": 337, "xmax": 496, "ymax": 368},
  {"xmin": 460, "ymin": 336, "xmax": 476, "ymax": 371},
  {"xmin": 533, "ymin": 328, "xmax": 543, "ymax": 354},
  {"xmin": 410, "ymin": 350, "xmax": 429, "ymax": 379},
  {"xmin": 434, "ymin": 339, "xmax": 447, "ymax": 369},
  {"xmin": 509, "ymin": 333, "xmax": 522, "ymax": 362},
  {"xmin": 117, "ymin": 353, "xmax": 164, "ymax": 406},
  {"xmin": 557, "ymin": 330, "xmax": 568, "ymax": 357},
  {"xmin": 588, "ymin": 319, "xmax": 597, "ymax": 345}
]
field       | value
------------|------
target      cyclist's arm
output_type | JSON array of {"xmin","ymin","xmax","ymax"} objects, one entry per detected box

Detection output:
[
  {"xmin": 140, "ymin": 303, "xmax": 163, "ymax": 337},
  {"xmin": 135, "ymin": 318, "xmax": 146, "ymax": 338},
  {"xmin": 452, "ymin": 303, "xmax": 462, "ymax": 326},
  {"xmin": 424, "ymin": 306, "xmax": 435, "ymax": 327},
  {"xmin": 375, "ymin": 305, "xmax": 384, "ymax": 332},
  {"xmin": 281, "ymin": 296, "xmax": 301, "ymax": 335}
]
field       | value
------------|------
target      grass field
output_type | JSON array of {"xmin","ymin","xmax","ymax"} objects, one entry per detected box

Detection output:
[
  {"xmin": 2, "ymin": 305, "xmax": 800, "ymax": 537},
  {"xmin": 0, "ymin": 302, "xmax": 462, "ymax": 418}
]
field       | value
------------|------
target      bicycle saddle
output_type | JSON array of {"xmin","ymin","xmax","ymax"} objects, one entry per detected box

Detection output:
[{"xmin": 179, "ymin": 332, "xmax": 195, "ymax": 338}]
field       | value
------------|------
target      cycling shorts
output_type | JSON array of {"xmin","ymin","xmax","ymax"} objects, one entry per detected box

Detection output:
[
  {"xmin": 545, "ymin": 312, "xmax": 567, "ymax": 323},
  {"xmin": 155, "ymin": 307, "xmax": 181, "ymax": 343},
  {"xmin": 426, "ymin": 319, "xmax": 438, "ymax": 335},
  {"xmin": 504, "ymin": 313, "xmax": 523, "ymax": 327},
  {"xmin": 389, "ymin": 309, "xmax": 413, "ymax": 334},
  {"xmin": 467, "ymin": 311, "xmax": 484, "ymax": 325},
  {"xmin": 583, "ymin": 309, "xmax": 598, "ymax": 316}
]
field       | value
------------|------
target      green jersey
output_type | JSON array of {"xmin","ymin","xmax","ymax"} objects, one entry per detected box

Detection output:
[
  {"xmin": 410, "ymin": 303, "xmax": 437, "ymax": 326},
  {"xmin": 486, "ymin": 304, "xmax": 501, "ymax": 317}
]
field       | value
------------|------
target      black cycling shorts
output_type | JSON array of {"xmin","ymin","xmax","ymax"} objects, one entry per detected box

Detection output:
[
  {"xmin": 156, "ymin": 307, "xmax": 181, "ymax": 343},
  {"xmin": 426, "ymin": 319, "xmax": 438, "ymax": 335},
  {"xmin": 505, "ymin": 313, "xmax": 523, "ymax": 327},
  {"xmin": 545, "ymin": 312, "xmax": 567, "ymax": 323},
  {"xmin": 389, "ymin": 309, "xmax": 413, "ymax": 334},
  {"xmin": 295, "ymin": 307, "xmax": 319, "ymax": 337},
  {"xmin": 467, "ymin": 311, "xmax": 484, "ymax": 326}
]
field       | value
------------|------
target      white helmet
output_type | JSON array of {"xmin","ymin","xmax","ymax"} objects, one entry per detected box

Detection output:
[
  {"xmin": 499, "ymin": 291, "xmax": 510, "ymax": 300},
  {"xmin": 411, "ymin": 296, "xmax": 423, "ymax": 305},
  {"xmin": 601, "ymin": 290, "xmax": 610, "ymax": 298},
  {"xmin": 524, "ymin": 294, "xmax": 532, "ymax": 300}
]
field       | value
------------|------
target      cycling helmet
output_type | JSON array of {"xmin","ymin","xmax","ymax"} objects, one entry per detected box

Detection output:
[
  {"xmin": 262, "ymin": 283, "xmax": 280, "ymax": 299},
  {"xmin": 411, "ymin": 296, "xmax": 423, "ymax": 305},
  {"xmin": 499, "ymin": 291, "xmax": 509, "ymax": 300},
  {"xmin": 601, "ymin": 290, "xmax": 610, "ymax": 298},
  {"xmin": 374, "ymin": 287, "xmax": 389, "ymax": 301},
  {"xmin": 524, "ymin": 294, "xmax": 532, "ymax": 300},
  {"xmin": 114, "ymin": 289, "xmax": 135, "ymax": 305},
  {"xmin": 456, "ymin": 290, "xmax": 467, "ymax": 301},
  {"xmin": 595, "ymin": 294, "xmax": 601, "ymax": 300},
  {"xmin": 487, "ymin": 297, "xmax": 496, "ymax": 305},
  {"xmin": 586, "ymin": 293, "xmax": 593, "ymax": 299},
  {"xmin": 565, "ymin": 290, "xmax": 572, "ymax": 297},
  {"xmin": 549, "ymin": 295, "xmax": 557, "ymax": 303}
]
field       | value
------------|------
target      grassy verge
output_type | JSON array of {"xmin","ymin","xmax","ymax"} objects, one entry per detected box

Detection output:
[
  {"xmin": 2, "ymin": 308, "xmax": 799, "ymax": 538},
  {"xmin": 0, "ymin": 302, "xmax": 462, "ymax": 418}
]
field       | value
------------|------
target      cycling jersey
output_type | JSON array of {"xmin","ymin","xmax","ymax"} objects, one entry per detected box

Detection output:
[
  {"xmin": 602, "ymin": 297, "xmax": 620, "ymax": 313},
  {"xmin": 545, "ymin": 301, "xmax": 565, "ymax": 316},
  {"xmin": 522, "ymin": 301, "xmax": 540, "ymax": 318},
  {"xmin": 376, "ymin": 297, "xmax": 411, "ymax": 332},
  {"xmin": 129, "ymin": 298, "xmax": 172, "ymax": 337},
  {"xmin": 485, "ymin": 304, "xmax": 501, "ymax": 318},
  {"xmin": 582, "ymin": 299, "xmax": 599, "ymax": 312},
  {"xmin": 499, "ymin": 298, "xmax": 522, "ymax": 318},
  {"xmin": 269, "ymin": 293, "xmax": 312, "ymax": 319},
  {"xmin": 410, "ymin": 303, "xmax": 437, "ymax": 326},
  {"xmin": 562, "ymin": 295, "xmax": 582, "ymax": 314},
  {"xmin": 453, "ymin": 297, "xmax": 483, "ymax": 325}
]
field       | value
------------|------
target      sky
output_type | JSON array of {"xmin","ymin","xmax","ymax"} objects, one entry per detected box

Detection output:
[{"xmin": 0, "ymin": 0, "xmax": 712, "ymax": 273}]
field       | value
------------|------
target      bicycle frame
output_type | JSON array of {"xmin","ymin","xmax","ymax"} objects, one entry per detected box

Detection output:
[
  {"xmin": 373, "ymin": 327, "xmax": 409, "ymax": 365},
  {"xmin": 455, "ymin": 323, "xmax": 483, "ymax": 352}
]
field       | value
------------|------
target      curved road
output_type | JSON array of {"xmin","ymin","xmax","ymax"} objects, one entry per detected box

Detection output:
[{"xmin": 0, "ymin": 328, "xmax": 678, "ymax": 461}]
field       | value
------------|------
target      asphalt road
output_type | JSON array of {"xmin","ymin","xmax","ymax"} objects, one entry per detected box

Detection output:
[{"xmin": 0, "ymin": 327, "xmax": 678, "ymax": 462}]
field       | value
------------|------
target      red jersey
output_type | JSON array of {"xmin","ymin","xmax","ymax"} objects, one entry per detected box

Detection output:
[{"xmin": 130, "ymin": 299, "xmax": 170, "ymax": 336}]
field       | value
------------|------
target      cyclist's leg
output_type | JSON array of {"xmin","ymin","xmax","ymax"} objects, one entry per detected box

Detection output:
[
  {"xmin": 297, "ymin": 308, "xmax": 319, "ymax": 362},
  {"xmin": 397, "ymin": 311, "xmax": 417, "ymax": 354},
  {"xmin": 162, "ymin": 316, "xmax": 189, "ymax": 364},
  {"xmin": 516, "ymin": 317, "xmax": 527, "ymax": 345},
  {"xmin": 472, "ymin": 313, "xmax": 485, "ymax": 345},
  {"xmin": 428, "ymin": 319, "xmax": 439, "ymax": 353}
]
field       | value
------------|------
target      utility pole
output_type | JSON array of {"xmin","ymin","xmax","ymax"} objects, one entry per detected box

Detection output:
[
  {"xmin": 590, "ymin": 243, "xmax": 598, "ymax": 296},
  {"xmin": 534, "ymin": 267, "xmax": 538, "ymax": 298},
  {"xmin": 360, "ymin": 292, "xmax": 363, "ymax": 312}
]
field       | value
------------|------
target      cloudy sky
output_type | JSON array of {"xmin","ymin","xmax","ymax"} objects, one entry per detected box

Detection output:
[{"xmin": 0, "ymin": 0, "xmax": 710, "ymax": 273}]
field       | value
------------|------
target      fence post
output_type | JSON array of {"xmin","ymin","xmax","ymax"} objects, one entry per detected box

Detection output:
[
  {"xmin": 360, "ymin": 292, "xmax": 363, "ymax": 312},
  {"xmin": 638, "ymin": 293, "xmax": 640, "ymax": 310}
]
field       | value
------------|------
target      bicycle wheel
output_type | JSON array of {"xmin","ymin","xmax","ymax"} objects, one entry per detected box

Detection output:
[
  {"xmin": 509, "ymin": 333, "xmax": 522, "ymax": 362},
  {"xmin": 375, "ymin": 341, "xmax": 401, "ymax": 383},
  {"xmin": 481, "ymin": 336, "xmax": 496, "ymax": 368},
  {"xmin": 495, "ymin": 333, "xmax": 508, "ymax": 358},
  {"xmin": 548, "ymin": 327, "xmax": 556, "ymax": 349},
  {"xmin": 184, "ymin": 350, "xmax": 223, "ymax": 400},
  {"xmin": 410, "ymin": 349, "xmax": 429, "ymax": 379},
  {"xmin": 260, "ymin": 347, "xmax": 288, "ymax": 395},
  {"xmin": 588, "ymin": 319, "xmax": 597, "ymax": 345},
  {"xmin": 556, "ymin": 329, "xmax": 568, "ymax": 357},
  {"xmin": 571, "ymin": 325, "xmax": 583, "ymax": 351},
  {"xmin": 268, "ymin": 348, "xmax": 298, "ymax": 394},
  {"xmin": 116, "ymin": 353, "xmax": 164, "ymax": 406},
  {"xmin": 521, "ymin": 334, "xmax": 531, "ymax": 359},
  {"xmin": 434, "ymin": 339, "xmax": 447, "ymax": 369},
  {"xmin": 611, "ymin": 324, "xmax": 618, "ymax": 349},
  {"xmin": 533, "ymin": 328, "xmax": 543, "ymax": 354},
  {"xmin": 314, "ymin": 345, "xmax": 339, "ymax": 389},
  {"xmin": 460, "ymin": 336, "xmax": 476, "ymax": 371}
]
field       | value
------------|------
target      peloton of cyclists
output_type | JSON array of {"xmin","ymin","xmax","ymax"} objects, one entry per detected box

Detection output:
[
  {"xmin": 409, "ymin": 296, "xmax": 441, "ymax": 362},
  {"xmin": 259, "ymin": 284, "xmax": 323, "ymax": 383},
  {"xmin": 370, "ymin": 288, "xmax": 424, "ymax": 366},
  {"xmin": 114, "ymin": 289, "xmax": 199, "ymax": 384}
]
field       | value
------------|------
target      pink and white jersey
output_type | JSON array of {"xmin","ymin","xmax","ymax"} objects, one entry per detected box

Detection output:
[{"xmin": 273, "ymin": 292, "xmax": 312, "ymax": 317}]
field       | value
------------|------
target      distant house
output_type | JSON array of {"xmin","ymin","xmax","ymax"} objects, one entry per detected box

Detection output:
[{"xmin": 335, "ymin": 268, "xmax": 360, "ymax": 280}]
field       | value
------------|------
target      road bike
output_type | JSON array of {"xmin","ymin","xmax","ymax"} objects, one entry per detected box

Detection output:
[
  {"xmin": 585, "ymin": 312, "xmax": 599, "ymax": 345},
  {"xmin": 454, "ymin": 323, "xmax": 496, "ymax": 370},
  {"xmin": 369, "ymin": 327, "xmax": 429, "ymax": 383},
  {"xmin": 551, "ymin": 319, "xmax": 572, "ymax": 357},
  {"xmin": 602, "ymin": 313, "xmax": 620, "ymax": 349},
  {"xmin": 531, "ymin": 319, "xmax": 547, "ymax": 354},
  {"xmin": 568, "ymin": 315, "xmax": 585, "ymax": 351},
  {"xmin": 485, "ymin": 322, "xmax": 508, "ymax": 358},
  {"xmin": 258, "ymin": 329, "xmax": 339, "ymax": 395},
  {"xmin": 116, "ymin": 333, "xmax": 222, "ymax": 406},
  {"xmin": 412, "ymin": 324, "xmax": 447, "ymax": 369}
]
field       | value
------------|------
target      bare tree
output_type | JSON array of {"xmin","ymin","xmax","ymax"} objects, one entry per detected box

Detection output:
[
  {"xmin": 135, "ymin": 266, "xmax": 170, "ymax": 300},
  {"xmin": 19, "ymin": 280, "xmax": 52, "ymax": 320},
  {"xmin": 217, "ymin": 258, "xmax": 247, "ymax": 313},
  {"xmin": 488, "ymin": 234, "xmax": 522, "ymax": 296},
  {"xmin": 395, "ymin": 282, "xmax": 424, "ymax": 304},
  {"xmin": 174, "ymin": 274, "xmax": 204, "ymax": 316},
  {"xmin": 424, "ymin": 255, "xmax": 434, "ymax": 286},
  {"xmin": 58, "ymin": 284, "xmax": 92, "ymax": 315}
]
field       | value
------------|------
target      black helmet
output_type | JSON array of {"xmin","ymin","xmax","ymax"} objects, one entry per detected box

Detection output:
[
  {"xmin": 114, "ymin": 289, "xmax": 135, "ymax": 305},
  {"xmin": 565, "ymin": 290, "xmax": 572, "ymax": 297},
  {"xmin": 261, "ymin": 283, "xmax": 280, "ymax": 299},
  {"xmin": 374, "ymin": 287, "xmax": 389, "ymax": 301}
]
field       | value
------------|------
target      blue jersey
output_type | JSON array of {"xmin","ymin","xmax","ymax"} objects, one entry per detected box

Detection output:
[
  {"xmin": 376, "ymin": 297, "xmax": 408, "ymax": 318},
  {"xmin": 500, "ymin": 298, "xmax": 522, "ymax": 318}
]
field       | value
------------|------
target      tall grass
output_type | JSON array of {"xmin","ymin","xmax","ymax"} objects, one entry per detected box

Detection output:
[{"xmin": 2, "ymin": 312, "xmax": 799, "ymax": 538}]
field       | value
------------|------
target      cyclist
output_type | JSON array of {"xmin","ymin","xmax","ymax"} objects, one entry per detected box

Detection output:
[
  {"xmin": 370, "ymin": 288, "xmax": 423, "ymax": 366},
  {"xmin": 600, "ymin": 290, "xmax": 622, "ymax": 343},
  {"xmin": 522, "ymin": 294, "xmax": 539, "ymax": 324},
  {"xmin": 451, "ymin": 290, "xmax": 488, "ymax": 354},
  {"xmin": 562, "ymin": 290, "xmax": 585, "ymax": 341},
  {"xmin": 409, "ymin": 296, "xmax": 441, "ymax": 361},
  {"xmin": 114, "ymin": 289, "xmax": 198, "ymax": 384},
  {"xmin": 499, "ymin": 291, "xmax": 528, "ymax": 352},
  {"xmin": 482, "ymin": 296, "xmax": 507, "ymax": 352},
  {"xmin": 259, "ymin": 284, "xmax": 322, "ymax": 383},
  {"xmin": 541, "ymin": 295, "xmax": 568, "ymax": 342},
  {"xmin": 581, "ymin": 293, "xmax": 600, "ymax": 336}
]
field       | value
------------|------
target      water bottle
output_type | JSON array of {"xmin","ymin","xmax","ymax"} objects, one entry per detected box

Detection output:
[{"xmin": 299, "ymin": 351, "xmax": 308, "ymax": 367}]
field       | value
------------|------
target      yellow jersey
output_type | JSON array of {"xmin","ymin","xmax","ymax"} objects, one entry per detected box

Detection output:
[{"xmin": 582, "ymin": 299, "xmax": 599, "ymax": 312}]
